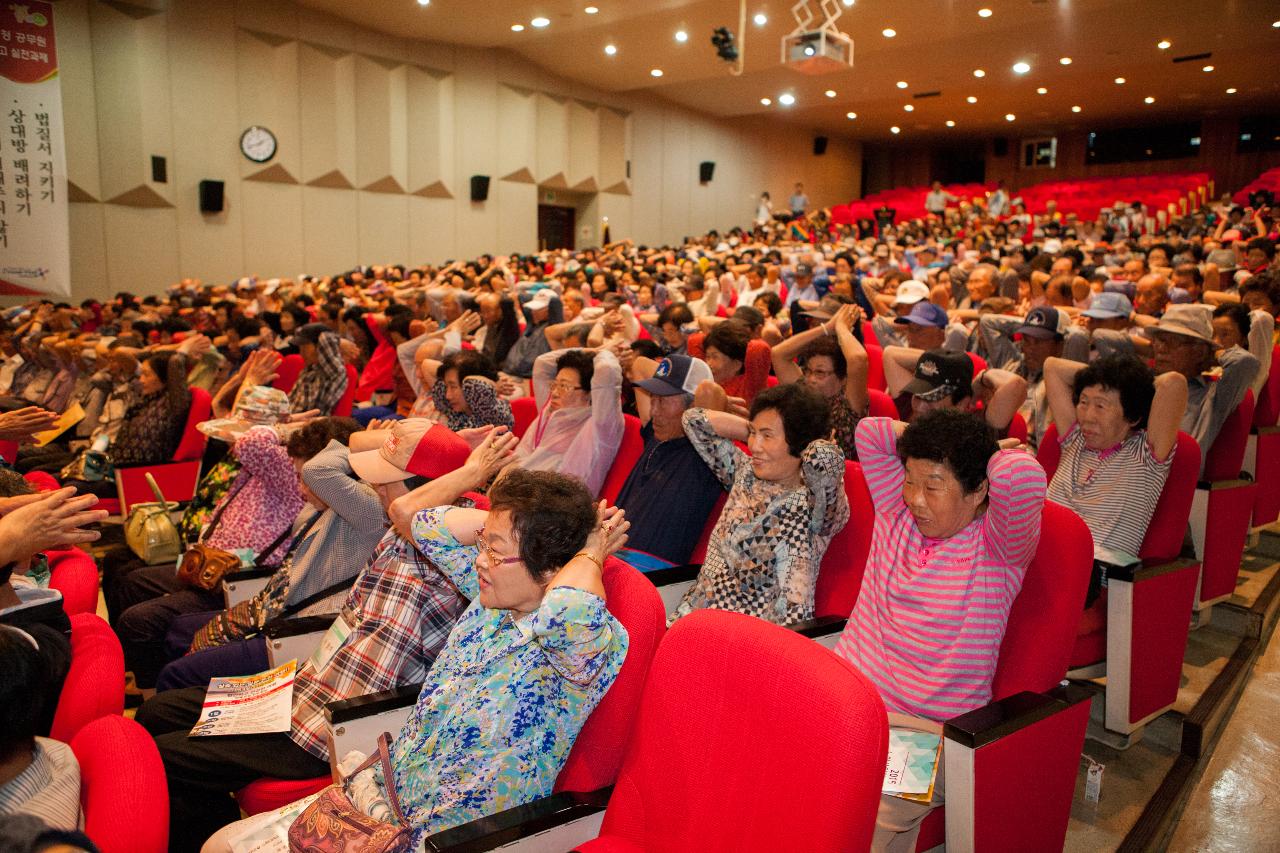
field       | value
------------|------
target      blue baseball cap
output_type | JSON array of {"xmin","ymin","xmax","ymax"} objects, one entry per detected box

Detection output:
[
  {"xmin": 1082, "ymin": 292, "xmax": 1133, "ymax": 319},
  {"xmin": 893, "ymin": 301, "xmax": 949, "ymax": 329}
]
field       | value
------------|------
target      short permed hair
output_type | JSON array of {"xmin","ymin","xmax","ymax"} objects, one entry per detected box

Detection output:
[
  {"xmin": 705, "ymin": 319, "xmax": 752, "ymax": 364},
  {"xmin": 897, "ymin": 408, "xmax": 998, "ymax": 494},
  {"xmin": 286, "ymin": 416, "xmax": 362, "ymax": 459},
  {"xmin": 799, "ymin": 336, "xmax": 848, "ymax": 381},
  {"xmin": 556, "ymin": 349, "xmax": 596, "ymax": 391},
  {"xmin": 748, "ymin": 382, "xmax": 831, "ymax": 457},
  {"xmin": 1071, "ymin": 353, "xmax": 1156, "ymax": 431},
  {"xmin": 487, "ymin": 469, "xmax": 597, "ymax": 581}
]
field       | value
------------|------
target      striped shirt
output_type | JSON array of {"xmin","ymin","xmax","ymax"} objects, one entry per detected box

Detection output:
[
  {"xmin": 0, "ymin": 738, "xmax": 82, "ymax": 831},
  {"xmin": 835, "ymin": 417, "xmax": 1046, "ymax": 721},
  {"xmin": 1046, "ymin": 424, "xmax": 1172, "ymax": 561}
]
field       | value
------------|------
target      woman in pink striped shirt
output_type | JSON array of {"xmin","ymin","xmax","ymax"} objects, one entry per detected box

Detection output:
[{"xmin": 834, "ymin": 410, "xmax": 1046, "ymax": 852}]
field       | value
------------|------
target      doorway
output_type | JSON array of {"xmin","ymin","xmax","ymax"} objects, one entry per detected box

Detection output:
[{"xmin": 538, "ymin": 205, "xmax": 576, "ymax": 251}]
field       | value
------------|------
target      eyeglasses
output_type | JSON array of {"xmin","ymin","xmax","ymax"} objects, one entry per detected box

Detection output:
[
  {"xmin": 476, "ymin": 530, "xmax": 522, "ymax": 566},
  {"xmin": 802, "ymin": 366, "xmax": 836, "ymax": 379},
  {"xmin": 551, "ymin": 381, "xmax": 583, "ymax": 395}
]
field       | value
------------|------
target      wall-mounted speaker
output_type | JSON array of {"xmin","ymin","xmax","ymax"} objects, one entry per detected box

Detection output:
[
  {"xmin": 813, "ymin": 136, "xmax": 829, "ymax": 156},
  {"xmin": 993, "ymin": 137, "xmax": 1009, "ymax": 157},
  {"xmin": 699, "ymin": 161, "xmax": 715, "ymax": 183},
  {"xmin": 198, "ymin": 180, "xmax": 224, "ymax": 213},
  {"xmin": 151, "ymin": 156, "xmax": 167, "ymax": 183},
  {"xmin": 470, "ymin": 175, "xmax": 490, "ymax": 202}
]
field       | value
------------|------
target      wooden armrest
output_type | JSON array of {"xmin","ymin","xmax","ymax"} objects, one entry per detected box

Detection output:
[
  {"xmin": 423, "ymin": 789, "xmax": 611, "ymax": 853},
  {"xmin": 325, "ymin": 684, "xmax": 421, "ymax": 725}
]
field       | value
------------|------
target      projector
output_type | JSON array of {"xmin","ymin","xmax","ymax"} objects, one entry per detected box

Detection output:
[{"xmin": 782, "ymin": 29, "xmax": 853, "ymax": 74}]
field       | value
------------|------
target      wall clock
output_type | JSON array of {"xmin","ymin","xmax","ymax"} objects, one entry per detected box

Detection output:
[{"xmin": 240, "ymin": 126, "xmax": 277, "ymax": 163}]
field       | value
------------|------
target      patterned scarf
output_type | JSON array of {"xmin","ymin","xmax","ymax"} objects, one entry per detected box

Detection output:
[{"xmin": 289, "ymin": 332, "xmax": 348, "ymax": 414}]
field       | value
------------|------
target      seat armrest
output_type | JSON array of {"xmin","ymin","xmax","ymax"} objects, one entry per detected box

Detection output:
[
  {"xmin": 423, "ymin": 789, "xmax": 611, "ymax": 853},
  {"xmin": 263, "ymin": 615, "xmax": 336, "ymax": 669},
  {"xmin": 1113, "ymin": 556, "xmax": 1199, "ymax": 584},
  {"xmin": 325, "ymin": 684, "xmax": 421, "ymax": 725},
  {"xmin": 264, "ymin": 615, "xmax": 337, "ymax": 639},
  {"xmin": 223, "ymin": 566, "xmax": 276, "ymax": 583},
  {"xmin": 325, "ymin": 684, "xmax": 421, "ymax": 761},
  {"xmin": 644, "ymin": 564, "xmax": 700, "ymax": 586},
  {"xmin": 943, "ymin": 685, "xmax": 1089, "ymax": 749},
  {"xmin": 789, "ymin": 615, "xmax": 847, "ymax": 650},
  {"xmin": 222, "ymin": 568, "xmax": 275, "ymax": 608}
]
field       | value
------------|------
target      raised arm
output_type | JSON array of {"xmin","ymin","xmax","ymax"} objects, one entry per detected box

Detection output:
[
  {"xmin": 1147, "ymin": 371, "xmax": 1188, "ymax": 462},
  {"xmin": 975, "ymin": 368, "xmax": 1028, "ymax": 431},
  {"xmin": 1042, "ymin": 356, "xmax": 1085, "ymax": 436},
  {"xmin": 833, "ymin": 305, "xmax": 870, "ymax": 413},
  {"xmin": 882, "ymin": 345, "xmax": 923, "ymax": 397},
  {"xmin": 770, "ymin": 318, "xmax": 830, "ymax": 385},
  {"xmin": 389, "ymin": 429, "xmax": 518, "ymax": 541}
]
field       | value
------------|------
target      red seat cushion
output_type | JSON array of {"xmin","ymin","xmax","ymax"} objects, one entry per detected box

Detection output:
[
  {"xmin": 72, "ymin": 715, "xmax": 169, "ymax": 853},
  {"xmin": 51, "ymin": 613, "xmax": 125, "ymax": 743}
]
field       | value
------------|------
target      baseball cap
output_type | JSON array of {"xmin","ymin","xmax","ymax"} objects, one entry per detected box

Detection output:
[
  {"xmin": 802, "ymin": 294, "xmax": 853, "ymax": 321},
  {"xmin": 349, "ymin": 419, "xmax": 471, "ymax": 484},
  {"xmin": 893, "ymin": 301, "xmax": 949, "ymax": 329},
  {"xmin": 794, "ymin": 262, "xmax": 814, "ymax": 277},
  {"xmin": 903, "ymin": 349, "xmax": 973, "ymax": 402},
  {"xmin": 634, "ymin": 355, "xmax": 714, "ymax": 397},
  {"xmin": 290, "ymin": 322, "xmax": 331, "ymax": 347},
  {"xmin": 524, "ymin": 294, "xmax": 552, "ymax": 312},
  {"xmin": 1015, "ymin": 306, "xmax": 1069, "ymax": 340},
  {"xmin": 893, "ymin": 280, "xmax": 930, "ymax": 307},
  {"xmin": 1145, "ymin": 304, "xmax": 1214, "ymax": 344},
  {"xmin": 1082, "ymin": 292, "xmax": 1133, "ymax": 319}
]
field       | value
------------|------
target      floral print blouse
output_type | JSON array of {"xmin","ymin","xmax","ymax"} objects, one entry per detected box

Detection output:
[
  {"xmin": 672, "ymin": 407, "xmax": 850, "ymax": 626},
  {"xmin": 377, "ymin": 506, "xmax": 627, "ymax": 844}
]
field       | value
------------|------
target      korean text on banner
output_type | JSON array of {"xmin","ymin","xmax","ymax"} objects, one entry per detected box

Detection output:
[{"xmin": 0, "ymin": 1, "xmax": 69, "ymax": 298}]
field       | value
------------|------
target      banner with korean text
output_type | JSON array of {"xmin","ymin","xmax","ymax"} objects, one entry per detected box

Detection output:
[{"xmin": 0, "ymin": 1, "xmax": 68, "ymax": 297}]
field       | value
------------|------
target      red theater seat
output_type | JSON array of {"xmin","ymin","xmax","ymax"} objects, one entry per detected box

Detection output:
[
  {"xmin": 332, "ymin": 364, "xmax": 359, "ymax": 417},
  {"xmin": 48, "ymin": 547, "xmax": 100, "ymax": 617},
  {"xmin": 51, "ymin": 613, "xmax": 125, "ymax": 743},
  {"xmin": 271, "ymin": 353, "xmax": 305, "ymax": 394},
  {"xmin": 72, "ymin": 715, "xmax": 168, "ymax": 853},
  {"xmin": 106, "ymin": 386, "xmax": 212, "ymax": 517},
  {"xmin": 510, "ymin": 396, "xmax": 538, "ymax": 438},
  {"xmin": 1190, "ymin": 392, "xmax": 1257, "ymax": 612},
  {"xmin": 600, "ymin": 415, "xmax": 644, "ymax": 504}
]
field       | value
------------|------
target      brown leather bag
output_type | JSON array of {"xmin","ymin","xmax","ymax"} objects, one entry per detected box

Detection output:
[{"xmin": 176, "ymin": 476, "xmax": 249, "ymax": 591}]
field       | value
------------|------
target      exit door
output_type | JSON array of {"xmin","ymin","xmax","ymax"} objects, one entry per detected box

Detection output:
[{"xmin": 538, "ymin": 205, "xmax": 575, "ymax": 251}]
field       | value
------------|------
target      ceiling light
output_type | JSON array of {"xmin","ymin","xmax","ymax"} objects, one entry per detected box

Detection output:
[
  {"xmin": 753, "ymin": 12, "xmax": 767, "ymax": 26},
  {"xmin": 946, "ymin": 120, "xmax": 956, "ymax": 127},
  {"xmin": 1274, "ymin": 20, "xmax": 1280, "ymax": 27},
  {"xmin": 1226, "ymin": 87, "xmax": 1237, "ymax": 94},
  {"xmin": 511, "ymin": 23, "xmax": 524, "ymax": 31},
  {"xmin": 896, "ymin": 81, "xmax": 908, "ymax": 89},
  {"xmin": 1144, "ymin": 96, "xmax": 1155, "ymax": 104},
  {"xmin": 825, "ymin": 89, "xmax": 837, "ymax": 98},
  {"xmin": 973, "ymin": 68, "xmax": 986, "ymax": 78},
  {"xmin": 530, "ymin": 16, "xmax": 550, "ymax": 28},
  {"xmin": 903, "ymin": 104, "xmax": 914, "ymax": 112},
  {"xmin": 966, "ymin": 96, "xmax": 977, "ymax": 103},
  {"xmin": 1071, "ymin": 105, "xmax": 1082, "ymax": 112},
  {"xmin": 882, "ymin": 28, "xmax": 896, "ymax": 38},
  {"xmin": 978, "ymin": 8, "xmax": 992, "ymax": 17},
  {"xmin": 890, "ymin": 126, "xmax": 901, "ymax": 134},
  {"xmin": 1114, "ymin": 77, "xmax": 1126, "ymax": 84},
  {"xmin": 846, "ymin": 111, "xmax": 857, "ymax": 119},
  {"xmin": 1037, "ymin": 87, "xmax": 1048, "ymax": 94},
  {"xmin": 674, "ymin": 30, "xmax": 688, "ymax": 42},
  {"xmin": 417, "ymin": 0, "xmax": 429, "ymax": 6},
  {"xmin": 650, "ymin": 68, "xmax": 663, "ymax": 77},
  {"xmin": 584, "ymin": 5, "xmax": 598, "ymax": 13},
  {"xmin": 1157, "ymin": 39, "xmax": 1171, "ymax": 49},
  {"xmin": 1059, "ymin": 56, "xmax": 1072, "ymax": 65},
  {"xmin": 842, "ymin": 0, "xmax": 855, "ymax": 6},
  {"xmin": 760, "ymin": 97, "xmax": 772, "ymax": 105},
  {"xmin": 1012, "ymin": 61, "xmax": 1031, "ymax": 74},
  {"xmin": 1202, "ymin": 65, "xmax": 1214, "ymax": 72},
  {"xmin": 603, "ymin": 43, "xmax": 617, "ymax": 55},
  {"xmin": 1005, "ymin": 113, "xmax": 1016, "ymax": 121},
  {"xmin": 778, "ymin": 92, "xmax": 796, "ymax": 105}
]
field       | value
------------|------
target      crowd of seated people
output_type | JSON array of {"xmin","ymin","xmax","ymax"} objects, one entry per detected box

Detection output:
[{"xmin": 0, "ymin": 177, "xmax": 1277, "ymax": 851}]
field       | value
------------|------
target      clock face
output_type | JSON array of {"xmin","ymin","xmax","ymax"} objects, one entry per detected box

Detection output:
[{"xmin": 240, "ymin": 126, "xmax": 277, "ymax": 163}]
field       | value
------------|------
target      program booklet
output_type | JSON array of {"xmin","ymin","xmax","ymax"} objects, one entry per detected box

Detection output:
[
  {"xmin": 190, "ymin": 659, "xmax": 297, "ymax": 737},
  {"xmin": 883, "ymin": 728, "xmax": 943, "ymax": 803}
]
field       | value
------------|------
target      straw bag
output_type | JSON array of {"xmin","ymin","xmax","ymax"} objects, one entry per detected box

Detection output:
[{"xmin": 124, "ymin": 473, "xmax": 182, "ymax": 565}]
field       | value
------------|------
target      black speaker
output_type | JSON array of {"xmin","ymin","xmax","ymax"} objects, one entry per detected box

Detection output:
[
  {"xmin": 813, "ymin": 136, "xmax": 828, "ymax": 156},
  {"xmin": 151, "ymin": 155, "xmax": 167, "ymax": 183},
  {"xmin": 470, "ymin": 175, "xmax": 490, "ymax": 202},
  {"xmin": 699, "ymin": 161, "xmax": 715, "ymax": 183},
  {"xmin": 198, "ymin": 180, "xmax": 224, "ymax": 213},
  {"xmin": 993, "ymin": 137, "xmax": 1009, "ymax": 157}
]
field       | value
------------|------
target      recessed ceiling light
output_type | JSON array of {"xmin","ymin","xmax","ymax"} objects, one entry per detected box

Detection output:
[
  {"xmin": 1144, "ymin": 96, "xmax": 1155, "ymax": 104},
  {"xmin": 674, "ymin": 30, "xmax": 688, "ymax": 42},
  {"xmin": 825, "ymin": 89, "xmax": 837, "ymax": 98},
  {"xmin": 778, "ymin": 92, "xmax": 796, "ymax": 105},
  {"xmin": 1157, "ymin": 39, "xmax": 1171, "ymax": 49},
  {"xmin": 946, "ymin": 120, "xmax": 956, "ymax": 127},
  {"xmin": 753, "ymin": 12, "xmax": 767, "ymax": 26},
  {"xmin": 760, "ymin": 97, "xmax": 772, "ymax": 105},
  {"xmin": 1274, "ymin": 20, "xmax": 1280, "ymax": 27},
  {"xmin": 1114, "ymin": 77, "xmax": 1126, "ymax": 84},
  {"xmin": 1012, "ymin": 61, "xmax": 1031, "ymax": 74},
  {"xmin": 530, "ymin": 16, "xmax": 550, "ymax": 28},
  {"xmin": 650, "ymin": 68, "xmax": 663, "ymax": 77},
  {"xmin": 890, "ymin": 125, "xmax": 901, "ymax": 134},
  {"xmin": 842, "ymin": 0, "xmax": 855, "ymax": 6},
  {"xmin": 1071, "ymin": 105, "xmax": 1082, "ymax": 112},
  {"xmin": 903, "ymin": 104, "xmax": 914, "ymax": 112},
  {"xmin": 882, "ymin": 28, "xmax": 896, "ymax": 38},
  {"xmin": 1059, "ymin": 56, "xmax": 1072, "ymax": 65},
  {"xmin": 603, "ymin": 43, "xmax": 617, "ymax": 55},
  {"xmin": 973, "ymin": 68, "xmax": 986, "ymax": 78},
  {"xmin": 417, "ymin": 0, "xmax": 429, "ymax": 6},
  {"xmin": 978, "ymin": 8, "xmax": 992, "ymax": 17},
  {"xmin": 1226, "ymin": 87, "xmax": 1237, "ymax": 94},
  {"xmin": 584, "ymin": 5, "xmax": 598, "ymax": 13},
  {"xmin": 1037, "ymin": 87, "xmax": 1048, "ymax": 94},
  {"xmin": 966, "ymin": 96, "xmax": 977, "ymax": 104},
  {"xmin": 1202, "ymin": 65, "xmax": 1214, "ymax": 72},
  {"xmin": 1005, "ymin": 113, "xmax": 1016, "ymax": 121},
  {"xmin": 511, "ymin": 23, "xmax": 524, "ymax": 31},
  {"xmin": 846, "ymin": 111, "xmax": 857, "ymax": 119},
  {"xmin": 896, "ymin": 81, "xmax": 908, "ymax": 89}
]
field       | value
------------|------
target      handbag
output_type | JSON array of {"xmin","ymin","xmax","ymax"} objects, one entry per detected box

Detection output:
[
  {"xmin": 288, "ymin": 733, "xmax": 412, "ymax": 853},
  {"xmin": 124, "ymin": 473, "xmax": 182, "ymax": 565},
  {"xmin": 59, "ymin": 448, "xmax": 113, "ymax": 482},
  {"xmin": 176, "ymin": 476, "xmax": 250, "ymax": 591}
]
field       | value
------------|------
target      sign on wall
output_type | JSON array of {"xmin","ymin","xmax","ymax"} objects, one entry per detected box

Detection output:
[{"xmin": 0, "ymin": 1, "xmax": 68, "ymax": 297}]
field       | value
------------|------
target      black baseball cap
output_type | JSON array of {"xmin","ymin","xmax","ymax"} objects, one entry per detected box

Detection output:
[{"xmin": 903, "ymin": 349, "xmax": 973, "ymax": 402}]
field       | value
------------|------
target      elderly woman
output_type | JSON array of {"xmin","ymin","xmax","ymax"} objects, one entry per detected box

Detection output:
[
  {"xmin": 413, "ymin": 348, "xmax": 514, "ymax": 432},
  {"xmin": 288, "ymin": 323, "xmax": 349, "ymax": 415},
  {"xmin": 673, "ymin": 381, "xmax": 849, "ymax": 626},
  {"xmin": 200, "ymin": 469, "xmax": 629, "ymax": 853},
  {"xmin": 834, "ymin": 410, "xmax": 1047, "ymax": 851},
  {"xmin": 687, "ymin": 318, "xmax": 772, "ymax": 406}
]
